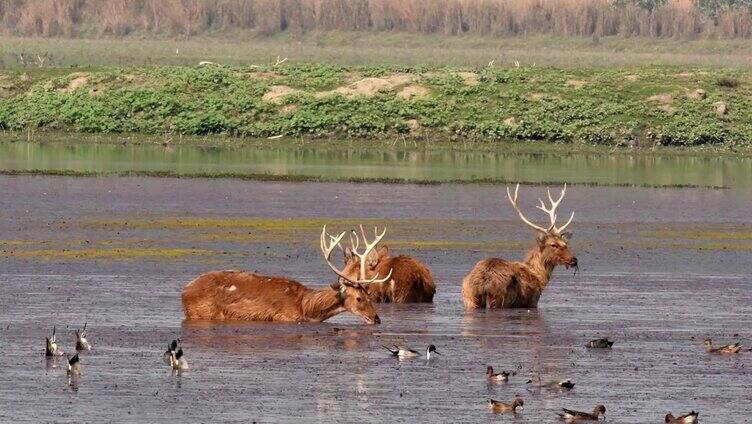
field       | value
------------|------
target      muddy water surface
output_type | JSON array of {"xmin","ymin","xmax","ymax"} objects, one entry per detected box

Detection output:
[{"xmin": 1, "ymin": 176, "xmax": 751, "ymax": 423}]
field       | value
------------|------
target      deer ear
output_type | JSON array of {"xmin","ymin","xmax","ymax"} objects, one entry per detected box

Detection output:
[
  {"xmin": 377, "ymin": 245, "xmax": 389, "ymax": 258},
  {"xmin": 330, "ymin": 282, "xmax": 346, "ymax": 300},
  {"xmin": 536, "ymin": 232, "xmax": 547, "ymax": 247},
  {"xmin": 561, "ymin": 231, "xmax": 573, "ymax": 241},
  {"xmin": 343, "ymin": 247, "xmax": 353, "ymax": 262}
]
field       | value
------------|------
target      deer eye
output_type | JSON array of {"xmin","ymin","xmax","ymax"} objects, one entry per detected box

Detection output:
[{"xmin": 356, "ymin": 297, "xmax": 363, "ymax": 302}]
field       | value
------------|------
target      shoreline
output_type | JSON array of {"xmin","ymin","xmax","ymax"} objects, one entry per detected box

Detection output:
[
  {"xmin": 0, "ymin": 169, "xmax": 729, "ymax": 189},
  {"xmin": 2, "ymin": 132, "xmax": 751, "ymax": 158}
]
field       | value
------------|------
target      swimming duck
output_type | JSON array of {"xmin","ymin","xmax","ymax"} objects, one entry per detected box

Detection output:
[
  {"xmin": 75, "ymin": 323, "xmax": 92, "ymax": 352},
  {"xmin": 66, "ymin": 354, "xmax": 83, "ymax": 377},
  {"xmin": 169, "ymin": 348, "xmax": 189, "ymax": 372},
  {"xmin": 487, "ymin": 397, "xmax": 524, "ymax": 414},
  {"xmin": 163, "ymin": 339, "xmax": 178, "ymax": 365},
  {"xmin": 557, "ymin": 405, "xmax": 606, "ymax": 422},
  {"xmin": 382, "ymin": 345, "xmax": 420, "ymax": 358},
  {"xmin": 665, "ymin": 411, "xmax": 699, "ymax": 423},
  {"xmin": 425, "ymin": 345, "xmax": 440, "ymax": 360},
  {"xmin": 703, "ymin": 338, "xmax": 741, "ymax": 354},
  {"xmin": 527, "ymin": 374, "xmax": 575, "ymax": 390},
  {"xmin": 45, "ymin": 326, "xmax": 64, "ymax": 357},
  {"xmin": 486, "ymin": 366, "xmax": 513, "ymax": 383},
  {"xmin": 586, "ymin": 338, "xmax": 614, "ymax": 349}
]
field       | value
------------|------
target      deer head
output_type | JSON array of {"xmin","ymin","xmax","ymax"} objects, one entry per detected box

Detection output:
[
  {"xmin": 507, "ymin": 184, "xmax": 578, "ymax": 270},
  {"xmin": 320, "ymin": 226, "xmax": 392, "ymax": 325}
]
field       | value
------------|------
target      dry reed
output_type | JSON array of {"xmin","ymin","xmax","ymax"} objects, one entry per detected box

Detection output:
[{"xmin": 0, "ymin": 0, "xmax": 751, "ymax": 39}]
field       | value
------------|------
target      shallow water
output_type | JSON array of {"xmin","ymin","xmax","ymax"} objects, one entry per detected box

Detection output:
[
  {"xmin": 1, "ymin": 176, "xmax": 751, "ymax": 423},
  {"xmin": 2, "ymin": 141, "xmax": 752, "ymax": 187}
]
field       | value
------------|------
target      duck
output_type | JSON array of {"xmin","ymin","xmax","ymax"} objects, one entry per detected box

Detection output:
[
  {"xmin": 665, "ymin": 411, "xmax": 699, "ymax": 423},
  {"xmin": 169, "ymin": 348, "xmax": 189, "ymax": 372},
  {"xmin": 586, "ymin": 338, "xmax": 614, "ymax": 349},
  {"xmin": 527, "ymin": 374, "xmax": 575, "ymax": 390},
  {"xmin": 382, "ymin": 345, "xmax": 420, "ymax": 358},
  {"xmin": 487, "ymin": 397, "xmax": 524, "ymax": 414},
  {"xmin": 163, "ymin": 339, "xmax": 178, "ymax": 365},
  {"xmin": 45, "ymin": 326, "xmax": 64, "ymax": 357},
  {"xmin": 557, "ymin": 405, "xmax": 606, "ymax": 422},
  {"xmin": 66, "ymin": 353, "xmax": 83, "ymax": 377},
  {"xmin": 703, "ymin": 338, "xmax": 741, "ymax": 354},
  {"xmin": 486, "ymin": 366, "xmax": 513, "ymax": 383},
  {"xmin": 75, "ymin": 323, "xmax": 92, "ymax": 352},
  {"xmin": 425, "ymin": 345, "xmax": 440, "ymax": 360}
]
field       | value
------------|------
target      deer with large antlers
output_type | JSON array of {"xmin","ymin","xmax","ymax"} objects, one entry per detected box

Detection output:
[
  {"xmin": 338, "ymin": 225, "xmax": 436, "ymax": 303},
  {"xmin": 462, "ymin": 184, "xmax": 578, "ymax": 309},
  {"xmin": 181, "ymin": 225, "xmax": 392, "ymax": 324}
]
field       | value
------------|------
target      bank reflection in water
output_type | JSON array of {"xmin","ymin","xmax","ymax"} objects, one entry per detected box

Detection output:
[{"xmin": 1, "ymin": 141, "xmax": 749, "ymax": 187}]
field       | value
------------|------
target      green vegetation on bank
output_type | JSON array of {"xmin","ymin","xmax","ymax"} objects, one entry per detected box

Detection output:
[{"xmin": 0, "ymin": 65, "xmax": 749, "ymax": 147}]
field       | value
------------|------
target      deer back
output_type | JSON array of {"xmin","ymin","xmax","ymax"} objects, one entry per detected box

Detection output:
[
  {"xmin": 370, "ymin": 255, "xmax": 436, "ymax": 303},
  {"xmin": 182, "ymin": 271, "xmax": 310, "ymax": 321}
]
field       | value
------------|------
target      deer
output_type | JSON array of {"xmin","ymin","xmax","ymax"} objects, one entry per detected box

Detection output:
[
  {"xmin": 462, "ymin": 184, "xmax": 578, "ymax": 309},
  {"xmin": 339, "ymin": 225, "xmax": 436, "ymax": 303},
  {"xmin": 181, "ymin": 225, "xmax": 392, "ymax": 325}
]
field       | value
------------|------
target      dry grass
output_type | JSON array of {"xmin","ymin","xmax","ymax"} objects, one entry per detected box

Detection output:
[
  {"xmin": 1, "ymin": 0, "xmax": 752, "ymax": 39},
  {"xmin": 4, "ymin": 32, "xmax": 752, "ymax": 68}
]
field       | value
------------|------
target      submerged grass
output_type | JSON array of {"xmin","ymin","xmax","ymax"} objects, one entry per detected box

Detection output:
[
  {"xmin": 2, "ymin": 247, "xmax": 216, "ymax": 260},
  {"xmin": 645, "ymin": 229, "xmax": 752, "ymax": 240},
  {"xmin": 4, "ymin": 216, "xmax": 752, "ymax": 264}
]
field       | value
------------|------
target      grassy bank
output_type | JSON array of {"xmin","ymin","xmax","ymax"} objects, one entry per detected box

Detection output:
[{"xmin": 0, "ymin": 64, "xmax": 749, "ymax": 147}]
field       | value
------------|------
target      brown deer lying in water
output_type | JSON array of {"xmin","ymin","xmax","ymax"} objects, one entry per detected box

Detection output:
[
  {"xmin": 462, "ymin": 184, "xmax": 578, "ymax": 309},
  {"xmin": 181, "ymin": 226, "xmax": 392, "ymax": 324},
  {"xmin": 339, "ymin": 226, "xmax": 436, "ymax": 303}
]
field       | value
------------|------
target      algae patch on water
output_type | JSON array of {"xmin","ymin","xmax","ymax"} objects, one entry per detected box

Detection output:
[
  {"xmin": 646, "ymin": 229, "xmax": 752, "ymax": 241},
  {"xmin": 4, "ymin": 247, "xmax": 216, "ymax": 260}
]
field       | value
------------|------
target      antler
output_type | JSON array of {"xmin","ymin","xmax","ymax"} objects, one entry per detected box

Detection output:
[
  {"xmin": 537, "ymin": 184, "xmax": 574, "ymax": 234},
  {"xmin": 507, "ymin": 184, "xmax": 550, "ymax": 233},
  {"xmin": 348, "ymin": 225, "xmax": 393, "ymax": 283},
  {"xmin": 506, "ymin": 184, "xmax": 574, "ymax": 235},
  {"xmin": 320, "ymin": 225, "xmax": 392, "ymax": 286}
]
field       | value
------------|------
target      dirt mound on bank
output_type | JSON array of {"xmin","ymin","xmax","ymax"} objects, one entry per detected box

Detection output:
[
  {"xmin": 322, "ymin": 74, "xmax": 413, "ymax": 98},
  {"xmin": 262, "ymin": 85, "xmax": 301, "ymax": 104}
]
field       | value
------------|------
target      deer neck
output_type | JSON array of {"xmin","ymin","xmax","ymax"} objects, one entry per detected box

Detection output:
[
  {"xmin": 301, "ymin": 287, "xmax": 345, "ymax": 322},
  {"xmin": 524, "ymin": 247, "xmax": 556, "ymax": 287}
]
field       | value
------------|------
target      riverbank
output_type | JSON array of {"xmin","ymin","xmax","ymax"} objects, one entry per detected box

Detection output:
[{"xmin": 0, "ymin": 65, "xmax": 749, "ymax": 148}]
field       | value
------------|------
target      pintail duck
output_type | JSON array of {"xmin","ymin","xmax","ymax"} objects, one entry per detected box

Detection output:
[
  {"xmin": 703, "ymin": 338, "xmax": 741, "ymax": 354},
  {"xmin": 486, "ymin": 366, "xmax": 513, "ymax": 383},
  {"xmin": 665, "ymin": 411, "xmax": 699, "ymax": 423},
  {"xmin": 586, "ymin": 338, "xmax": 614, "ymax": 349},
  {"xmin": 75, "ymin": 323, "xmax": 92, "ymax": 352},
  {"xmin": 45, "ymin": 326, "xmax": 64, "ymax": 357},
  {"xmin": 163, "ymin": 339, "xmax": 179, "ymax": 365},
  {"xmin": 557, "ymin": 405, "xmax": 606, "ymax": 422},
  {"xmin": 382, "ymin": 345, "xmax": 420, "ymax": 359},
  {"xmin": 527, "ymin": 374, "xmax": 575, "ymax": 390},
  {"xmin": 425, "ymin": 345, "xmax": 440, "ymax": 360},
  {"xmin": 487, "ymin": 397, "xmax": 524, "ymax": 414},
  {"xmin": 169, "ymin": 348, "xmax": 189, "ymax": 372},
  {"xmin": 66, "ymin": 354, "xmax": 83, "ymax": 377}
]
